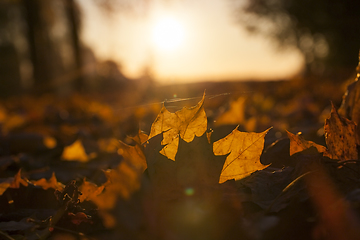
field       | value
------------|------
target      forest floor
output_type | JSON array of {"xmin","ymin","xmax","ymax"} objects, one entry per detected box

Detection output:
[{"xmin": 0, "ymin": 75, "xmax": 358, "ymax": 240}]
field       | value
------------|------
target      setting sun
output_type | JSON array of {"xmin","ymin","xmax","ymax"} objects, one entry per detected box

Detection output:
[{"xmin": 151, "ymin": 16, "xmax": 186, "ymax": 53}]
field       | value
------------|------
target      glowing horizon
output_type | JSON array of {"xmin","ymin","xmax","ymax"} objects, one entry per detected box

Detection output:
[{"xmin": 78, "ymin": 0, "xmax": 305, "ymax": 83}]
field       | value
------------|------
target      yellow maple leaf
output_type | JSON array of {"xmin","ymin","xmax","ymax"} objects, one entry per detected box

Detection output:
[
  {"xmin": 213, "ymin": 127, "xmax": 271, "ymax": 183},
  {"xmin": 324, "ymin": 104, "xmax": 359, "ymax": 161},
  {"xmin": 286, "ymin": 130, "xmax": 327, "ymax": 156},
  {"xmin": 148, "ymin": 93, "xmax": 207, "ymax": 160}
]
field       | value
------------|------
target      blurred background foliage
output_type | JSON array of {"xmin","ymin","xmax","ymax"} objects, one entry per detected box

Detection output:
[
  {"xmin": 233, "ymin": 0, "xmax": 360, "ymax": 79},
  {"xmin": 0, "ymin": 0, "xmax": 143, "ymax": 97},
  {"xmin": 0, "ymin": 0, "xmax": 359, "ymax": 98}
]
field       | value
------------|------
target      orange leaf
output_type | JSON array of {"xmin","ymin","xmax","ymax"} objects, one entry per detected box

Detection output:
[
  {"xmin": 324, "ymin": 104, "xmax": 359, "ymax": 161},
  {"xmin": 9, "ymin": 170, "xmax": 28, "ymax": 189},
  {"xmin": 117, "ymin": 140, "xmax": 147, "ymax": 170},
  {"xmin": 0, "ymin": 170, "xmax": 29, "ymax": 195},
  {"xmin": 78, "ymin": 179, "xmax": 104, "ymax": 202},
  {"xmin": 31, "ymin": 172, "xmax": 64, "ymax": 191},
  {"xmin": 214, "ymin": 127, "xmax": 271, "ymax": 183}
]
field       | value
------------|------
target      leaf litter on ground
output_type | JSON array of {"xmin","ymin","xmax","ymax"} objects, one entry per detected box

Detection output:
[{"xmin": 1, "ymin": 69, "xmax": 360, "ymax": 239}]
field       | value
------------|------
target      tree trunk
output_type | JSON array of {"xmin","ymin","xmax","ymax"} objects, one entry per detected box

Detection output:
[{"xmin": 65, "ymin": 0, "xmax": 84, "ymax": 92}]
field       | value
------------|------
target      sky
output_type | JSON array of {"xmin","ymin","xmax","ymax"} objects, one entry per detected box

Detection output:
[{"xmin": 78, "ymin": 0, "xmax": 304, "ymax": 84}]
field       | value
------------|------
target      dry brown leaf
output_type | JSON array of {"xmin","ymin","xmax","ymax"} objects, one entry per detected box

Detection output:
[
  {"xmin": 61, "ymin": 139, "xmax": 89, "ymax": 162},
  {"xmin": 148, "ymin": 93, "xmax": 207, "ymax": 160},
  {"xmin": 325, "ymin": 104, "xmax": 359, "ymax": 161},
  {"xmin": 31, "ymin": 172, "xmax": 64, "ymax": 191},
  {"xmin": 286, "ymin": 130, "xmax": 327, "ymax": 156},
  {"xmin": 213, "ymin": 127, "xmax": 271, "ymax": 183}
]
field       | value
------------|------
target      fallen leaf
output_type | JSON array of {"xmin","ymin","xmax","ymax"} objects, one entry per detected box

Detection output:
[
  {"xmin": 31, "ymin": 172, "xmax": 64, "ymax": 191},
  {"xmin": 338, "ymin": 75, "xmax": 360, "ymax": 133},
  {"xmin": 240, "ymin": 167, "xmax": 294, "ymax": 211},
  {"xmin": 117, "ymin": 140, "xmax": 147, "ymax": 170},
  {"xmin": 98, "ymin": 138, "xmax": 120, "ymax": 153},
  {"xmin": 324, "ymin": 103, "xmax": 359, "ymax": 161},
  {"xmin": 0, "ymin": 182, "xmax": 11, "ymax": 196},
  {"xmin": 61, "ymin": 139, "xmax": 89, "ymax": 162},
  {"xmin": 148, "ymin": 93, "xmax": 207, "ymax": 160},
  {"xmin": 0, "ymin": 170, "xmax": 29, "ymax": 195},
  {"xmin": 90, "ymin": 138, "xmax": 147, "ymax": 228},
  {"xmin": 78, "ymin": 179, "xmax": 105, "ymax": 202},
  {"xmin": 286, "ymin": 130, "xmax": 327, "ymax": 156},
  {"xmin": 215, "ymin": 97, "xmax": 246, "ymax": 125},
  {"xmin": 130, "ymin": 130, "xmax": 149, "ymax": 146},
  {"xmin": 9, "ymin": 170, "xmax": 29, "ymax": 188},
  {"xmin": 213, "ymin": 127, "xmax": 271, "ymax": 183},
  {"xmin": 260, "ymin": 137, "xmax": 292, "ymax": 167}
]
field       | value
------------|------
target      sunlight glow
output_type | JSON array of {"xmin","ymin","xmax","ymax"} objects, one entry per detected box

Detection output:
[
  {"xmin": 151, "ymin": 16, "xmax": 186, "ymax": 52},
  {"xmin": 78, "ymin": 0, "xmax": 304, "ymax": 83}
]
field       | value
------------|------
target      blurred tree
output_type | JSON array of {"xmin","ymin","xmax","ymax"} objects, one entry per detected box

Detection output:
[
  {"xmin": 65, "ymin": 0, "xmax": 83, "ymax": 91},
  {"xmin": 0, "ymin": 0, "xmax": 149, "ymax": 98},
  {"xmin": 21, "ymin": 0, "xmax": 82, "ymax": 94},
  {"xmin": 233, "ymin": 0, "xmax": 360, "ymax": 79},
  {"xmin": 0, "ymin": 1, "xmax": 23, "ymax": 97}
]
